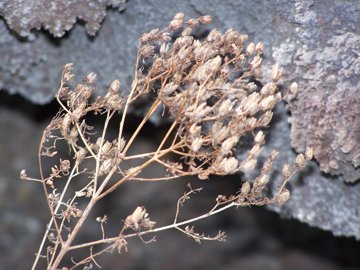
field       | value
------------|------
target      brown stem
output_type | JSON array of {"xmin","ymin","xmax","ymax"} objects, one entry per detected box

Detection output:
[{"xmin": 49, "ymin": 196, "xmax": 97, "ymax": 269}]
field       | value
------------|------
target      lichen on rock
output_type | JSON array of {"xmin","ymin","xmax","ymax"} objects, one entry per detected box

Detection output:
[
  {"xmin": 0, "ymin": 0, "xmax": 126, "ymax": 37},
  {"xmin": 273, "ymin": 1, "xmax": 360, "ymax": 183}
]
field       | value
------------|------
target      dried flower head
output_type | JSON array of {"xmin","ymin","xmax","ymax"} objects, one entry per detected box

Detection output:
[
  {"xmin": 274, "ymin": 189, "xmax": 291, "ymax": 204},
  {"xmin": 124, "ymin": 207, "xmax": 156, "ymax": 231},
  {"xmin": 23, "ymin": 14, "xmax": 311, "ymax": 270},
  {"xmin": 295, "ymin": 153, "xmax": 306, "ymax": 169}
]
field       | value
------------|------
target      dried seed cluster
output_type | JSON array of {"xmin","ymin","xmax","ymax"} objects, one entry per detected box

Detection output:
[
  {"xmin": 23, "ymin": 13, "xmax": 311, "ymax": 270},
  {"xmin": 134, "ymin": 13, "xmax": 284, "ymax": 180}
]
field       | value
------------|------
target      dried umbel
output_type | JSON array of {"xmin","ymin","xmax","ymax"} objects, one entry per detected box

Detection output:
[{"xmin": 22, "ymin": 13, "xmax": 311, "ymax": 270}]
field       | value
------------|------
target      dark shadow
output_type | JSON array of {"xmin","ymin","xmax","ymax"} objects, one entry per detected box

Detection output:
[{"xmin": 0, "ymin": 91, "xmax": 59, "ymax": 122}]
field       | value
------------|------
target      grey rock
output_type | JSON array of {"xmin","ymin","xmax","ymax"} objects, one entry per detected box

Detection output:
[
  {"xmin": 266, "ymin": 103, "xmax": 360, "ymax": 240},
  {"xmin": 0, "ymin": 0, "xmax": 126, "ymax": 37},
  {"xmin": 272, "ymin": 0, "xmax": 360, "ymax": 182},
  {"xmin": 0, "ymin": 0, "xmax": 359, "ymax": 239}
]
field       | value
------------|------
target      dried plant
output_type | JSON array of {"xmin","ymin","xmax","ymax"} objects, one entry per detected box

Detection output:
[{"xmin": 22, "ymin": 13, "xmax": 312, "ymax": 270}]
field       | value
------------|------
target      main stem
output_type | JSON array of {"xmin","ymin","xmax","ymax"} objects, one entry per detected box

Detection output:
[
  {"xmin": 49, "ymin": 98, "xmax": 162, "ymax": 269},
  {"xmin": 49, "ymin": 197, "xmax": 98, "ymax": 269}
]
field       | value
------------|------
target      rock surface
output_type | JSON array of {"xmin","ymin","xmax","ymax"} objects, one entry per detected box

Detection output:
[
  {"xmin": 0, "ymin": 0, "xmax": 126, "ymax": 37},
  {"xmin": 0, "ymin": 0, "xmax": 359, "ymax": 239}
]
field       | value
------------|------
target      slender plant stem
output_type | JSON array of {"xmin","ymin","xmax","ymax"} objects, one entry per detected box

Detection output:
[{"xmin": 68, "ymin": 202, "xmax": 237, "ymax": 251}]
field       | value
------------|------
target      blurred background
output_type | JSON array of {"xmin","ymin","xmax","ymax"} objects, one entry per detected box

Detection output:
[{"xmin": 1, "ymin": 0, "xmax": 360, "ymax": 269}]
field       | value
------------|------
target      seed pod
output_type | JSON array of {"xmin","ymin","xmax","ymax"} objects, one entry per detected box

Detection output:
[
  {"xmin": 246, "ymin": 42, "xmax": 255, "ymax": 55},
  {"xmin": 260, "ymin": 82, "xmax": 277, "ymax": 96},
  {"xmin": 75, "ymin": 147, "xmax": 87, "ymax": 163},
  {"xmin": 258, "ymin": 111, "xmax": 273, "ymax": 126},
  {"xmin": 250, "ymin": 55, "xmax": 262, "ymax": 68},
  {"xmin": 198, "ymin": 171, "xmax": 210, "ymax": 180},
  {"xmin": 63, "ymin": 63, "xmax": 74, "ymax": 83},
  {"xmin": 187, "ymin": 18, "xmax": 199, "ymax": 28},
  {"xmin": 258, "ymin": 174, "xmax": 269, "ymax": 186},
  {"xmin": 75, "ymin": 209, "xmax": 83, "ymax": 218},
  {"xmin": 275, "ymin": 189, "xmax": 290, "ymax": 204},
  {"xmin": 243, "ymin": 92, "xmax": 260, "ymax": 115},
  {"xmin": 220, "ymin": 157, "xmax": 239, "ymax": 174},
  {"xmin": 220, "ymin": 136, "xmax": 239, "ymax": 155},
  {"xmin": 295, "ymin": 153, "xmax": 306, "ymax": 169},
  {"xmin": 249, "ymin": 144, "xmax": 262, "ymax": 157},
  {"xmin": 139, "ymin": 33, "xmax": 150, "ymax": 43},
  {"xmin": 242, "ymin": 159, "xmax": 257, "ymax": 172},
  {"xmin": 140, "ymin": 45, "xmax": 154, "ymax": 57},
  {"xmin": 101, "ymin": 141, "xmax": 112, "ymax": 155},
  {"xmin": 110, "ymin": 80, "xmax": 121, "ymax": 93},
  {"xmin": 207, "ymin": 29, "xmax": 221, "ymax": 42},
  {"xmin": 170, "ymin": 18, "xmax": 183, "ymax": 30},
  {"xmin": 241, "ymin": 182, "xmax": 251, "ymax": 196},
  {"xmin": 61, "ymin": 113, "xmax": 72, "ymax": 137},
  {"xmin": 260, "ymin": 95, "xmax": 276, "ymax": 111},
  {"xmin": 199, "ymin": 15, "xmax": 212, "ymax": 24},
  {"xmin": 282, "ymin": 164, "xmax": 292, "ymax": 180},
  {"xmin": 99, "ymin": 158, "xmax": 113, "ymax": 175},
  {"xmin": 182, "ymin": 27, "xmax": 192, "ymax": 37},
  {"xmin": 189, "ymin": 123, "xmax": 201, "ymax": 137},
  {"xmin": 269, "ymin": 150, "xmax": 279, "ymax": 160},
  {"xmin": 245, "ymin": 117, "xmax": 257, "ymax": 129},
  {"xmin": 162, "ymin": 82, "xmax": 178, "ymax": 95},
  {"xmin": 219, "ymin": 99, "xmax": 233, "ymax": 116},
  {"xmin": 174, "ymin": 12, "xmax": 184, "ymax": 21},
  {"xmin": 86, "ymin": 72, "xmax": 97, "ymax": 84},
  {"xmin": 254, "ymin": 131, "xmax": 265, "ymax": 145},
  {"xmin": 255, "ymin": 42, "xmax": 264, "ymax": 54}
]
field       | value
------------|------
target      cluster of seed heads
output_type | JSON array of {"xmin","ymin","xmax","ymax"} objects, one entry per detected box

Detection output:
[
  {"xmin": 133, "ymin": 13, "xmax": 301, "ymax": 183},
  {"xmin": 23, "ymin": 13, "xmax": 310, "ymax": 270}
]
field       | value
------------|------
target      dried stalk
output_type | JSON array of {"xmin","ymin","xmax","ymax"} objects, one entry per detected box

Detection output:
[{"xmin": 21, "ymin": 13, "xmax": 311, "ymax": 270}]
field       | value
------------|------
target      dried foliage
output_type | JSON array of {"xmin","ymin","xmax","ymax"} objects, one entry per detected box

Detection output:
[{"xmin": 22, "ymin": 14, "xmax": 311, "ymax": 270}]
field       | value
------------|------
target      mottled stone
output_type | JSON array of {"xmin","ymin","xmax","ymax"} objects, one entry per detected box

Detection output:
[
  {"xmin": 0, "ymin": 0, "xmax": 126, "ymax": 37},
  {"xmin": 272, "ymin": 1, "xmax": 360, "ymax": 183}
]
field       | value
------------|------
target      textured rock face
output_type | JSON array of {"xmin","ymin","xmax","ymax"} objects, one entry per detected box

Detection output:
[
  {"xmin": 0, "ymin": 0, "xmax": 126, "ymax": 37},
  {"xmin": 272, "ymin": 1, "xmax": 360, "ymax": 183},
  {"xmin": 0, "ymin": 0, "xmax": 359, "ymax": 239}
]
